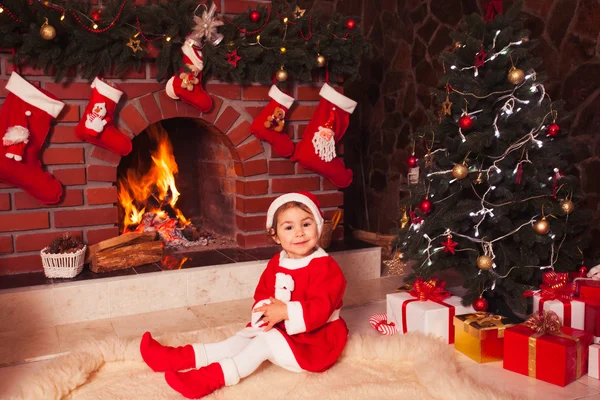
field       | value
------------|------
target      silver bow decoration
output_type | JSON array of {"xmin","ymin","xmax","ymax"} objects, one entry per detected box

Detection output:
[{"xmin": 189, "ymin": 3, "xmax": 224, "ymax": 46}]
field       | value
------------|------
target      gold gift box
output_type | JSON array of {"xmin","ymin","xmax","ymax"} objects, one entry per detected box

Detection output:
[{"xmin": 453, "ymin": 312, "xmax": 516, "ymax": 363}]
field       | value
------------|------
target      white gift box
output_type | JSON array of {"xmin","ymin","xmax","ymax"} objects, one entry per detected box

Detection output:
[
  {"xmin": 589, "ymin": 344, "xmax": 600, "ymax": 379},
  {"xmin": 386, "ymin": 292, "xmax": 474, "ymax": 344},
  {"xmin": 532, "ymin": 297, "xmax": 585, "ymax": 329}
]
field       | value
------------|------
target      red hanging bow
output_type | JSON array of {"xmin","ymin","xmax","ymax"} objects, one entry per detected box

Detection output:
[
  {"xmin": 409, "ymin": 277, "xmax": 451, "ymax": 302},
  {"xmin": 539, "ymin": 271, "xmax": 574, "ymax": 302},
  {"xmin": 483, "ymin": 0, "xmax": 502, "ymax": 22}
]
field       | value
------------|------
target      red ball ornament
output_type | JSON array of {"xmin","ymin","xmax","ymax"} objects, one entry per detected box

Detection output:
[
  {"xmin": 546, "ymin": 123, "xmax": 560, "ymax": 137},
  {"xmin": 345, "ymin": 18, "xmax": 357, "ymax": 30},
  {"xmin": 473, "ymin": 296, "xmax": 488, "ymax": 312},
  {"xmin": 458, "ymin": 114, "xmax": 474, "ymax": 130},
  {"xmin": 407, "ymin": 155, "xmax": 418, "ymax": 168},
  {"xmin": 419, "ymin": 199, "xmax": 433, "ymax": 215},
  {"xmin": 580, "ymin": 265, "xmax": 588, "ymax": 275},
  {"xmin": 91, "ymin": 9, "xmax": 102, "ymax": 22},
  {"xmin": 250, "ymin": 10, "xmax": 261, "ymax": 23}
]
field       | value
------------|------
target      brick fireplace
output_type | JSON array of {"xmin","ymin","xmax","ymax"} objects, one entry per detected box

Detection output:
[{"xmin": 0, "ymin": 55, "xmax": 345, "ymax": 275}]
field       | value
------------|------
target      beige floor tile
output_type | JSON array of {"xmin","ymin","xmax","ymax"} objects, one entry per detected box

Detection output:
[
  {"xmin": 56, "ymin": 319, "xmax": 118, "ymax": 352},
  {"xmin": 189, "ymin": 298, "xmax": 254, "ymax": 328},
  {"xmin": 0, "ymin": 326, "xmax": 61, "ymax": 366},
  {"xmin": 0, "ymin": 359, "xmax": 53, "ymax": 398},
  {"xmin": 109, "ymin": 306, "xmax": 206, "ymax": 339}
]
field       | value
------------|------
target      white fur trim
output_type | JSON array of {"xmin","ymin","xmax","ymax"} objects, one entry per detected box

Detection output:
[
  {"xmin": 6, "ymin": 72, "xmax": 65, "ymax": 118},
  {"xmin": 268, "ymin": 85, "xmax": 294, "ymax": 109},
  {"xmin": 25, "ymin": 111, "xmax": 31, "ymax": 116},
  {"xmin": 219, "ymin": 358, "xmax": 240, "ymax": 386},
  {"xmin": 192, "ymin": 343, "xmax": 208, "ymax": 368},
  {"xmin": 3, "ymin": 126, "xmax": 29, "ymax": 143},
  {"xmin": 266, "ymin": 193, "xmax": 324, "ymax": 235},
  {"xmin": 251, "ymin": 299, "xmax": 271, "ymax": 328},
  {"xmin": 279, "ymin": 247, "xmax": 328, "ymax": 270},
  {"xmin": 165, "ymin": 76, "xmax": 179, "ymax": 100},
  {"xmin": 91, "ymin": 78, "xmax": 123, "ymax": 104},
  {"xmin": 319, "ymin": 83, "xmax": 357, "ymax": 114},
  {"xmin": 275, "ymin": 272, "xmax": 295, "ymax": 302},
  {"xmin": 182, "ymin": 42, "xmax": 204, "ymax": 70},
  {"xmin": 284, "ymin": 301, "xmax": 306, "ymax": 335}
]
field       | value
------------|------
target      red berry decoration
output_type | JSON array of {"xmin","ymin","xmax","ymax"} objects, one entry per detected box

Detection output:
[
  {"xmin": 250, "ymin": 10, "xmax": 261, "ymax": 23},
  {"xmin": 419, "ymin": 199, "xmax": 433, "ymax": 215},
  {"xmin": 345, "ymin": 18, "xmax": 356, "ymax": 30},
  {"xmin": 546, "ymin": 123, "xmax": 560, "ymax": 137},
  {"xmin": 458, "ymin": 114, "xmax": 474, "ymax": 130},
  {"xmin": 473, "ymin": 296, "xmax": 488, "ymax": 312},
  {"xmin": 407, "ymin": 155, "xmax": 418, "ymax": 168},
  {"xmin": 91, "ymin": 9, "xmax": 102, "ymax": 22}
]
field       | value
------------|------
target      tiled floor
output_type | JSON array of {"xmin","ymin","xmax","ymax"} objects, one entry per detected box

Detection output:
[{"xmin": 1, "ymin": 275, "xmax": 599, "ymax": 399}]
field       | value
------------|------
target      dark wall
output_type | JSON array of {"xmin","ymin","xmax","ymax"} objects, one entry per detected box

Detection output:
[{"xmin": 301, "ymin": 0, "xmax": 600, "ymax": 249}]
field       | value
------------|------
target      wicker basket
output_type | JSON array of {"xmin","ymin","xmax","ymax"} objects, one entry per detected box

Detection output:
[
  {"xmin": 351, "ymin": 229, "xmax": 397, "ymax": 256},
  {"xmin": 40, "ymin": 245, "xmax": 87, "ymax": 279},
  {"xmin": 319, "ymin": 210, "xmax": 342, "ymax": 249}
]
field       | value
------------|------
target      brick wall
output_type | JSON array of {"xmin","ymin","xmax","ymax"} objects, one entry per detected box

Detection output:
[{"xmin": 0, "ymin": 29, "xmax": 346, "ymax": 274}]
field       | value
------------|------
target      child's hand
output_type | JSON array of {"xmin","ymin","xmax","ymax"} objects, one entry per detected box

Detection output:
[{"xmin": 253, "ymin": 297, "xmax": 289, "ymax": 331}]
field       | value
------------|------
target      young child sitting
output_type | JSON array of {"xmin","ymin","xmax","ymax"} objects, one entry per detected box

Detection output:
[{"xmin": 140, "ymin": 191, "xmax": 348, "ymax": 399}]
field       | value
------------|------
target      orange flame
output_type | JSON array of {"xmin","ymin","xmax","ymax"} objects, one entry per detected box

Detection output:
[{"xmin": 118, "ymin": 125, "xmax": 189, "ymax": 230}]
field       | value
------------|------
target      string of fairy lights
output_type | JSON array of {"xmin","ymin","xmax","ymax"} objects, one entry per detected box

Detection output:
[{"xmin": 402, "ymin": 27, "xmax": 578, "ymax": 295}]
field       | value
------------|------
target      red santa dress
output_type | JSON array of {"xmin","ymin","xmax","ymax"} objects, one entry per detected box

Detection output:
[{"xmin": 237, "ymin": 247, "xmax": 348, "ymax": 373}]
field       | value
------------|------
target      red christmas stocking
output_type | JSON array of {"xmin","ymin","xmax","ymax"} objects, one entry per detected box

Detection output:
[
  {"xmin": 165, "ymin": 40, "xmax": 213, "ymax": 113},
  {"xmin": 291, "ymin": 84, "xmax": 357, "ymax": 188},
  {"xmin": 250, "ymin": 85, "xmax": 294, "ymax": 158},
  {"xmin": 0, "ymin": 72, "xmax": 65, "ymax": 204},
  {"xmin": 75, "ymin": 78, "xmax": 132, "ymax": 156}
]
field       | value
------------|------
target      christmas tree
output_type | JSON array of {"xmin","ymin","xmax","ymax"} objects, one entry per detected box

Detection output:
[{"xmin": 399, "ymin": 1, "xmax": 594, "ymax": 318}]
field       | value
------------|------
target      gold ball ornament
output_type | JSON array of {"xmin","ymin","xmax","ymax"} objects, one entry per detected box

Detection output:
[
  {"xmin": 508, "ymin": 66, "xmax": 525, "ymax": 85},
  {"xmin": 316, "ymin": 54, "xmax": 327, "ymax": 68},
  {"xmin": 560, "ymin": 199, "xmax": 575, "ymax": 215},
  {"xmin": 452, "ymin": 163, "xmax": 469, "ymax": 180},
  {"xmin": 275, "ymin": 68, "xmax": 288, "ymax": 82},
  {"xmin": 477, "ymin": 255, "xmax": 494, "ymax": 271},
  {"xmin": 533, "ymin": 217, "xmax": 551, "ymax": 235},
  {"xmin": 40, "ymin": 19, "xmax": 56, "ymax": 40}
]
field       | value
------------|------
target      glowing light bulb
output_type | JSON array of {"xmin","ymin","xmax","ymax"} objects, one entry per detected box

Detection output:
[
  {"xmin": 165, "ymin": 36, "xmax": 172, "ymax": 42},
  {"xmin": 93, "ymin": 23, "xmax": 98, "ymax": 29},
  {"xmin": 450, "ymin": 65, "xmax": 457, "ymax": 70},
  {"xmin": 0, "ymin": 7, "xmax": 4, "ymax": 13},
  {"xmin": 530, "ymin": 85, "xmax": 537, "ymax": 92},
  {"xmin": 60, "ymin": 13, "xmax": 65, "ymax": 21},
  {"xmin": 283, "ymin": 17, "xmax": 289, "ymax": 23}
]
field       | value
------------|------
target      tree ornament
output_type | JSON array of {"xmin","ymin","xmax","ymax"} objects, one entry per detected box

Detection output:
[
  {"xmin": 40, "ymin": 18, "xmax": 56, "ymax": 40},
  {"xmin": 293, "ymin": 6, "xmax": 306, "ymax": 19},
  {"xmin": 452, "ymin": 163, "xmax": 469, "ymax": 180},
  {"xmin": 91, "ymin": 9, "xmax": 102, "ymax": 22},
  {"xmin": 419, "ymin": 199, "xmax": 433, "ymax": 215},
  {"xmin": 533, "ymin": 217, "xmax": 550, "ymax": 235},
  {"xmin": 400, "ymin": 208, "xmax": 410, "ymax": 229},
  {"xmin": 442, "ymin": 234, "xmax": 458, "ymax": 254},
  {"xmin": 276, "ymin": 67, "xmax": 288, "ymax": 82},
  {"xmin": 560, "ymin": 199, "xmax": 574, "ymax": 215},
  {"xmin": 126, "ymin": 37, "xmax": 143, "ymax": 54},
  {"xmin": 458, "ymin": 114, "xmax": 474, "ymax": 130},
  {"xmin": 477, "ymin": 255, "xmax": 493, "ymax": 271},
  {"xmin": 280, "ymin": 47, "xmax": 287, "ymax": 54},
  {"xmin": 249, "ymin": 10, "xmax": 261, "ymax": 23},
  {"xmin": 473, "ymin": 296, "xmax": 489, "ymax": 312},
  {"xmin": 316, "ymin": 54, "xmax": 327, "ymax": 68},
  {"xmin": 407, "ymin": 155, "xmax": 418, "ymax": 168},
  {"xmin": 383, "ymin": 251, "xmax": 408, "ymax": 276},
  {"xmin": 546, "ymin": 123, "xmax": 560, "ymax": 137},
  {"xmin": 345, "ymin": 18, "xmax": 357, "ymax": 30},
  {"xmin": 507, "ymin": 66, "xmax": 525, "ymax": 85},
  {"xmin": 474, "ymin": 170, "xmax": 484, "ymax": 184},
  {"xmin": 226, "ymin": 50, "xmax": 242, "ymax": 67},
  {"xmin": 579, "ymin": 265, "xmax": 589, "ymax": 276},
  {"xmin": 441, "ymin": 95, "xmax": 452, "ymax": 116},
  {"xmin": 474, "ymin": 46, "xmax": 487, "ymax": 68},
  {"xmin": 189, "ymin": 3, "xmax": 224, "ymax": 46},
  {"xmin": 454, "ymin": 42, "xmax": 462, "ymax": 49}
]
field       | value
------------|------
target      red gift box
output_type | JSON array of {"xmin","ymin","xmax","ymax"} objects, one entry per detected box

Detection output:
[
  {"xmin": 575, "ymin": 279, "xmax": 600, "ymax": 302},
  {"xmin": 503, "ymin": 311, "xmax": 593, "ymax": 386}
]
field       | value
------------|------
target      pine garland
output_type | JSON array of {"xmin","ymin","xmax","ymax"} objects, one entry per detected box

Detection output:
[{"xmin": 0, "ymin": 0, "xmax": 372, "ymax": 83}]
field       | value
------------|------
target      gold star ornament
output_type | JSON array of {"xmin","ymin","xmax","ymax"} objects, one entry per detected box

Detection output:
[
  {"xmin": 126, "ymin": 37, "xmax": 142, "ymax": 54},
  {"xmin": 293, "ymin": 5, "xmax": 306, "ymax": 19},
  {"xmin": 441, "ymin": 95, "xmax": 452, "ymax": 115}
]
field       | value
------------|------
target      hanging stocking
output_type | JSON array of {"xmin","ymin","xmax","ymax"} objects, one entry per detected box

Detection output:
[
  {"xmin": 291, "ymin": 84, "xmax": 357, "ymax": 188},
  {"xmin": 250, "ymin": 85, "xmax": 294, "ymax": 157},
  {"xmin": 75, "ymin": 77, "xmax": 132, "ymax": 156},
  {"xmin": 165, "ymin": 39, "xmax": 213, "ymax": 113},
  {"xmin": 0, "ymin": 72, "xmax": 65, "ymax": 204}
]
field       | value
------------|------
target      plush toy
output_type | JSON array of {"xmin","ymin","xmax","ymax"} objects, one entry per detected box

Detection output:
[
  {"xmin": 179, "ymin": 65, "xmax": 200, "ymax": 91},
  {"xmin": 587, "ymin": 264, "xmax": 600, "ymax": 280},
  {"xmin": 264, "ymin": 107, "xmax": 286, "ymax": 133},
  {"xmin": 3, "ymin": 123, "xmax": 30, "ymax": 162},
  {"xmin": 84, "ymin": 102, "xmax": 107, "ymax": 134}
]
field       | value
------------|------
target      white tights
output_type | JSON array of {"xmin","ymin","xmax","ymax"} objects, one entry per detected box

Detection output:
[{"xmin": 193, "ymin": 330, "xmax": 302, "ymax": 385}]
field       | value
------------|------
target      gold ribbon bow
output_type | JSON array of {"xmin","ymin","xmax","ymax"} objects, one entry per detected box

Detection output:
[
  {"xmin": 461, "ymin": 312, "xmax": 507, "ymax": 339},
  {"xmin": 538, "ymin": 271, "xmax": 574, "ymax": 302}
]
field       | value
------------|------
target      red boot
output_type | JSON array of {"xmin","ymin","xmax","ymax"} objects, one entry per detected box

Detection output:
[
  {"xmin": 140, "ymin": 332, "xmax": 196, "ymax": 372},
  {"xmin": 165, "ymin": 362, "xmax": 229, "ymax": 399}
]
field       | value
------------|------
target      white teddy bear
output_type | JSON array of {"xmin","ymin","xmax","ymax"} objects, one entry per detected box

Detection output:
[{"xmin": 84, "ymin": 102, "xmax": 108, "ymax": 133}]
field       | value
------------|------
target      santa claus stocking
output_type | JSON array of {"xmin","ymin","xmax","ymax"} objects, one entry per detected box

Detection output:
[
  {"xmin": 75, "ymin": 78, "xmax": 132, "ymax": 156},
  {"xmin": 250, "ymin": 85, "xmax": 294, "ymax": 157},
  {"xmin": 291, "ymin": 84, "xmax": 357, "ymax": 188},
  {"xmin": 165, "ymin": 39, "xmax": 212, "ymax": 113},
  {"xmin": 0, "ymin": 72, "xmax": 65, "ymax": 204}
]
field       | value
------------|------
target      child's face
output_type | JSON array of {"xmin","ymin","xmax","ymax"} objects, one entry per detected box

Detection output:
[{"xmin": 273, "ymin": 206, "xmax": 319, "ymax": 259}]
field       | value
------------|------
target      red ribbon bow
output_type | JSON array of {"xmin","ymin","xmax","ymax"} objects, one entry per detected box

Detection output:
[
  {"xmin": 539, "ymin": 271, "xmax": 574, "ymax": 302},
  {"xmin": 409, "ymin": 277, "xmax": 451, "ymax": 302}
]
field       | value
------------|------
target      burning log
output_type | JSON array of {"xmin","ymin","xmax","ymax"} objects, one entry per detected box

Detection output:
[{"xmin": 87, "ymin": 232, "xmax": 163, "ymax": 273}]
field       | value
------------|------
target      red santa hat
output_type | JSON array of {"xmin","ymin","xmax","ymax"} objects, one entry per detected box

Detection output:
[
  {"xmin": 318, "ymin": 109, "xmax": 336, "ymax": 136},
  {"xmin": 266, "ymin": 191, "xmax": 325, "ymax": 235}
]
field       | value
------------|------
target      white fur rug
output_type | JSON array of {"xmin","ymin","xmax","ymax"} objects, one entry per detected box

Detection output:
[{"xmin": 11, "ymin": 324, "xmax": 519, "ymax": 400}]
